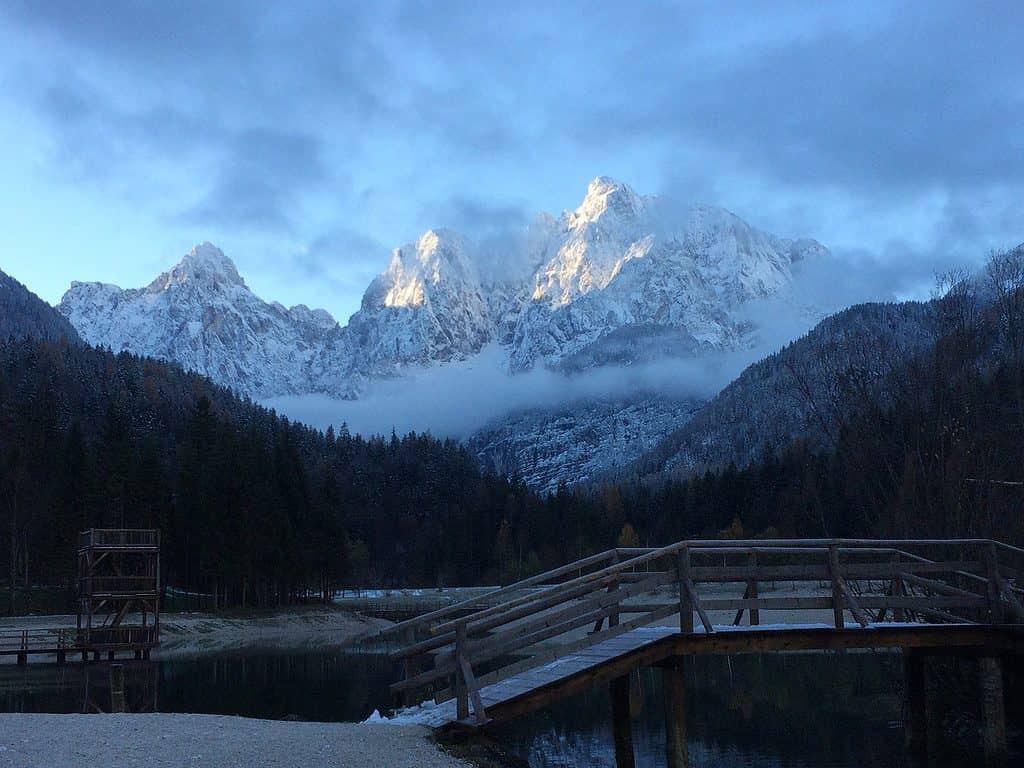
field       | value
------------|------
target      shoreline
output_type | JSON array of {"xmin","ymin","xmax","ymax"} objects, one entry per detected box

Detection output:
[
  {"xmin": 0, "ymin": 605, "xmax": 392, "ymax": 663},
  {"xmin": 0, "ymin": 713, "xmax": 474, "ymax": 768}
]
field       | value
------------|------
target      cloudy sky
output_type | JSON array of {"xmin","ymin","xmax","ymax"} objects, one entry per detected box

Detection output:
[{"xmin": 1, "ymin": 1, "xmax": 1022, "ymax": 322}]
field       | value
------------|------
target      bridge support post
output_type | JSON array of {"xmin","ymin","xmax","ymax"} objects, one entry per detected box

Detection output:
[
  {"xmin": 610, "ymin": 674, "xmax": 635, "ymax": 768},
  {"xmin": 903, "ymin": 650, "xmax": 928, "ymax": 764},
  {"xmin": 662, "ymin": 657, "xmax": 689, "ymax": 768},
  {"xmin": 676, "ymin": 546, "xmax": 693, "ymax": 634},
  {"xmin": 979, "ymin": 656, "xmax": 1007, "ymax": 767},
  {"xmin": 110, "ymin": 664, "xmax": 125, "ymax": 714}
]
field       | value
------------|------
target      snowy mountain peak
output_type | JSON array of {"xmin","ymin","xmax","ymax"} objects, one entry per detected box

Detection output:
[
  {"xmin": 153, "ymin": 242, "xmax": 244, "ymax": 290},
  {"xmin": 368, "ymin": 229, "xmax": 478, "ymax": 310},
  {"xmin": 60, "ymin": 179, "xmax": 829, "ymax": 409},
  {"xmin": 570, "ymin": 176, "xmax": 647, "ymax": 227}
]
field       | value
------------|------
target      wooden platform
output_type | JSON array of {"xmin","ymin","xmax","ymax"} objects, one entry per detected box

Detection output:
[{"xmin": 381, "ymin": 538, "xmax": 1024, "ymax": 735}]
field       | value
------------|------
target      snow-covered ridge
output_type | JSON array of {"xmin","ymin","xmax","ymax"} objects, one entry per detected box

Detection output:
[
  {"xmin": 60, "ymin": 243, "xmax": 350, "ymax": 399},
  {"xmin": 58, "ymin": 178, "xmax": 829, "ymax": 485}
]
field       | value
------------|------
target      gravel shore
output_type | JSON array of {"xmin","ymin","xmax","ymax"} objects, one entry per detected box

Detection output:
[{"xmin": 0, "ymin": 713, "xmax": 472, "ymax": 768}]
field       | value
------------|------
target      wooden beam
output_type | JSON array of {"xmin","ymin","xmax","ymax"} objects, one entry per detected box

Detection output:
[
  {"xmin": 731, "ymin": 583, "xmax": 752, "ymax": 626},
  {"xmin": 676, "ymin": 548, "xmax": 693, "ymax": 634},
  {"xmin": 610, "ymin": 674, "xmax": 635, "ymax": 768},
  {"xmin": 662, "ymin": 657, "xmax": 688, "ymax": 768},
  {"xmin": 455, "ymin": 624, "xmax": 487, "ymax": 725},
  {"xmin": 829, "ymin": 545, "xmax": 845, "ymax": 628},
  {"xmin": 903, "ymin": 650, "xmax": 927, "ymax": 761},
  {"xmin": 979, "ymin": 656, "xmax": 1007, "ymax": 767},
  {"xmin": 747, "ymin": 552, "xmax": 760, "ymax": 626},
  {"xmin": 430, "ymin": 603, "xmax": 680, "ymax": 704}
]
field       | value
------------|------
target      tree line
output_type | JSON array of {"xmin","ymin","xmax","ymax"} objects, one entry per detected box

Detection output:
[{"xmin": 1, "ymin": 246, "xmax": 1022, "ymax": 612}]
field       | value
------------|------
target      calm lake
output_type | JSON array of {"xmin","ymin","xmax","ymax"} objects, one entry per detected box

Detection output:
[{"xmin": 0, "ymin": 649, "xmax": 1019, "ymax": 767}]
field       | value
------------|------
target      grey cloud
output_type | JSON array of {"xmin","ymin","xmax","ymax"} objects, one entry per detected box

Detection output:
[
  {"xmin": 572, "ymin": 4, "xmax": 1024, "ymax": 194},
  {"xmin": 181, "ymin": 129, "xmax": 327, "ymax": 230},
  {"xmin": 286, "ymin": 227, "xmax": 390, "ymax": 303}
]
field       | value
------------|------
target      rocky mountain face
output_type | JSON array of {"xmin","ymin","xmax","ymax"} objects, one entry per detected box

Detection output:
[
  {"xmin": 468, "ymin": 396, "xmax": 703, "ymax": 494},
  {"xmin": 1, "ymin": 267, "xmax": 80, "ymax": 343},
  {"xmin": 60, "ymin": 243, "xmax": 351, "ymax": 399},
  {"xmin": 58, "ymin": 177, "xmax": 829, "ymax": 487}
]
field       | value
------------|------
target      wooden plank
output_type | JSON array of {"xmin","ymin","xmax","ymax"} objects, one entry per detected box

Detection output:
[
  {"xmin": 431, "ymin": 607, "xmax": 678, "ymax": 704},
  {"xmin": 676, "ymin": 548, "xmax": 693, "ymax": 634},
  {"xmin": 683, "ymin": 577, "xmax": 714, "ymax": 634},
  {"xmin": 829, "ymin": 545, "xmax": 845, "ymax": 629},
  {"xmin": 689, "ymin": 561, "xmax": 983, "ymax": 582},
  {"xmin": 900, "ymin": 571, "xmax": 983, "ymax": 599},
  {"xmin": 731, "ymin": 582, "xmax": 752, "ymax": 626},
  {"xmin": 456, "ymin": 632, "xmax": 487, "ymax": 725},
  {"xmin": 463, "ymin": 570, "xmax": 675, "ymax": 664},
  {"xmin": 748, "ymin": 552, "xmax": 760, "ymax": 626}
]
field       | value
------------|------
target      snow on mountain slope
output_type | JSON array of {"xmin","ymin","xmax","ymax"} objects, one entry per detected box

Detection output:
[
  {"xmin": 506, "ymin": 178, "xmax": 826, "ymax": 371},
  {"xmin": 470, "ymin": 396, "xmax": 702, "ymax": 494},
  {"xmin": 345, "ymin": 229, "xmax": 494, "ymax": 372},
  {"xmin": 59, "ymin": 243, "xmax": 350, "ymax": 399},
  {"xmin": 58, "ymin": 178, "xmax": 830, "ymax": 490}
]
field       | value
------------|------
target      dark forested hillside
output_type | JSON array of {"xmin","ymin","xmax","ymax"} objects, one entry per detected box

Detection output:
[
  {"xmin": 0, "ymin": 334, "xmax": 561, "ymax": 609},
  {"xmin": 2, "ymin": 247, "xmax": 1023, "ymax": 613},
  {"xmin": 0, "ymin": 268, "xmax": 80, "ymax": 344},
  {"xmin": 624, "ymin": 300, "xmax": 937, "ymax": 480},
  {"xmin": 614, "ymin": 246, "xmax": 1024, "ymax": 546}
]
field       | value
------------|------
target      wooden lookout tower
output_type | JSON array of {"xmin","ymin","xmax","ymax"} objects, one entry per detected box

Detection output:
[{"xmin": 77, "ymin": 529, "xmax": 161, "ymax": 660}]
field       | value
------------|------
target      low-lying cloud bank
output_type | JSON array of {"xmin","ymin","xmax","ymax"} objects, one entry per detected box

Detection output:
[{"xmin": 266, "ymin": 245, "xmax": 958, "ymax": 440}]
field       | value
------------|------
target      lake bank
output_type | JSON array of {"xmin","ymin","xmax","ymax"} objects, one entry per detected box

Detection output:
[
  {"xmin": 0, "ymin": 606, "xmax": 391, "ymax": 663},
  {"xmin": 0, "ymin": 713, "xmax": 472, "ymax": 768}
]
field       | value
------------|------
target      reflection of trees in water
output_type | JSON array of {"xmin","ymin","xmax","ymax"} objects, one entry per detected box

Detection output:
[
  {"xmin": 0, "ymin": 651, "xmax": 403, "ymax": 723},
  {"xmin": 156, "ymin": 652, "xmax": 402, "ymax": 721},
  {"xmin": 0, "ymin": 662, "xmax": 158, "ymax": 714}
]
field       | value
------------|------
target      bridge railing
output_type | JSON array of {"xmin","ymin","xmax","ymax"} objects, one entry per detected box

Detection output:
[{"xmin": 385, "ymin": 538, "xmax": 1024, "ymax": 725}]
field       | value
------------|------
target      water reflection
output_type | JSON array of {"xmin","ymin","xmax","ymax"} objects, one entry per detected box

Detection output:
[
  {"xmin": 0, "ymin": 650, "xmax": 1018, "ymax": 767},
  {"xmin": 490, "ymin": 652, "xmax": 1021, "ymax": 768},
  {"xmin": 0, "ymin": 652, "xmax": 401, "ymax": 722}
]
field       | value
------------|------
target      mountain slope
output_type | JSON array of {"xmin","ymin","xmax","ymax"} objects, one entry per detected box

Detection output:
[
  {"xmin": 60, "ymin": 179, "xmax": 827, "ymax": 402},
  {"xmin": 621, "ymin": 300, "xmax": 938, "ymax": 481},
  {"xmin": 56, "ymin": 178, "xmax": 833, "ymax": 491},
  {"xmin": 59, "ymin": 243, "xmax": 350, "ymax": 398},
  {"xmin": 470, "ymin": 395, "xmax": 702, "ymax": 493},
  {"xmin": 0, "ymin": 267, "xmax": 80, "ymax": 343}
]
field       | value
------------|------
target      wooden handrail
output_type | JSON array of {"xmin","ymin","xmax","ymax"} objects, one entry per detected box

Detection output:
[{"xmin": 378, "ymin": 548, "xmax": 620, "ymax": 639}]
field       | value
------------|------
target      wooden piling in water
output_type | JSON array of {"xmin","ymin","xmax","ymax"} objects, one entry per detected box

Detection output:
[
  {"xmin": 110, "ymin": 664, "xmax": 125, "ymax": 713},
  {"xmin": 610, "ymin": 674, "xmax": 635, "ymax": 768},
  {"xmin": 979, "ymin": 656, "xmax": 1007, "ymax": 767},
  {"xmin": 903, "ymin": 650, "xmax": 927, "ymax": 763},
  {"xmin": 662, "ymin": 657, "xmax": 688, "ymax": 768}
]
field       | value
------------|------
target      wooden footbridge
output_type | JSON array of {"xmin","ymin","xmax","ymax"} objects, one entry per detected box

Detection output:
[{"xmin": 381, "ymin": 538, "xmax": 1024, "ymax": 767}]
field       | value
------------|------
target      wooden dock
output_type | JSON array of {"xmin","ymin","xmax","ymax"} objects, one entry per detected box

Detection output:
[{"xmin": 382, "ymin": 538, "xmax": 1024, "ymax": 767}]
